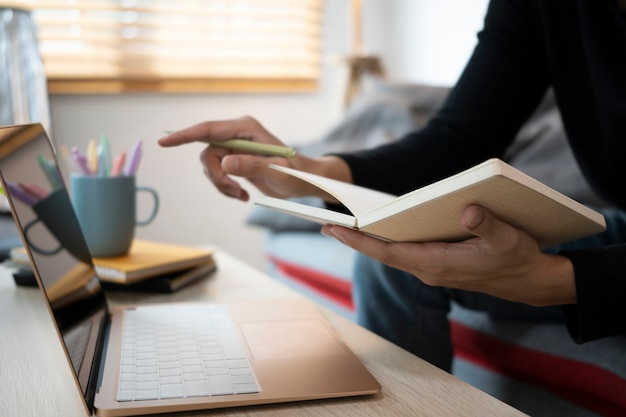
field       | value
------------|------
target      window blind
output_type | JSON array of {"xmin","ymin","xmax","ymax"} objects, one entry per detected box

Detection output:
[{"xmin": 3, "ymin": 0, "xmax": 322, "ymax": 93}]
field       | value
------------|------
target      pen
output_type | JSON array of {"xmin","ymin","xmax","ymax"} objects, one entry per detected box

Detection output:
[
  {"xmin": 110, "ymin": 152, "xmax": 126, "ymax": 176},
  {"xmin": 164, "ymin": 131, "xmax": 296, "ymax": 158},
  {"xmin": 97, "ymin": 135, "xmax": 112, "ymax": 177},
  {"xmin": 71, "ymin": 147, "xmax": 94, "ymax": 175},
  {"xmin": 87, "ymin": 139, "xmax": 98, "ymax": 173},
  {"xmin": 205, "ymin": 139, "xmax": 297, "ymax": 158},
  {"xmin": 124, "ymin": 139, "xmax": 143, "ymax": 175},
  {"xmin": 60, "ymin": 144, "xmax": 83, "ymax": 174}
]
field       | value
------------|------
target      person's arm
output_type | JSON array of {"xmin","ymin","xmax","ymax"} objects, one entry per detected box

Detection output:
[
  {"xmin": 339, "ymin": 0, "xmax": 551, "ymax": 196},
  {"xmin": 560, "ymin": 246, "xmax": 626, "ymax": 342},
  {"xmin": 158, "ymin": 116, "xmax": 352, "ymax": 202}
]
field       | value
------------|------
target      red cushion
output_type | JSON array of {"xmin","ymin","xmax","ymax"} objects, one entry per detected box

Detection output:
[
  {"xmin": 268, "ymin": 255, "xmax": 354, "ymax": 311},
  {"xmin": 451, "ymin": 320, "xmax": 626, "ymax": 417}
]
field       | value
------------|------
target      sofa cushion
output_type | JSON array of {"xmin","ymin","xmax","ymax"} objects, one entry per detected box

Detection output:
[
  {"xmin": 450, "ymin": 305, "xmax": 626, "ymax": 417},
  {"xmin": 264, "ymin": 231, "xmax": 357, "ymax": 320}
]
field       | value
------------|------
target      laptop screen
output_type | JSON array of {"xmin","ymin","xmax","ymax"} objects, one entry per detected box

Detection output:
[{"xmin": 0, "ymin": 124, "xmax": 108, "ymax": 410}]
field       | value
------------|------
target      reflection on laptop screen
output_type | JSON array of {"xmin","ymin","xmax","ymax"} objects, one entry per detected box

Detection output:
[{"xmin": 0, "ymin": 124, "xmax": 108, "ymax": 409}]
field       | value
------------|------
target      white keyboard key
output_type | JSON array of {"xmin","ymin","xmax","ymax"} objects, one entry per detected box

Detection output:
[
  {"xmin": 118, "ymin": 390, "xmax": 133, "ymax": 402},
  {"xmin": 234, "ymin": 383, "xmax": 261, "ymax": 394},
  {"xmin": 208, "ymin": 375, "xmax": 235, "ymax": 395},
  {"xmin": 185, "ymin": 380, "xmax": 210, "ymax": 397},
  {"xmin": 160, "ymin": 383, "xmax": 184, "ymax": 399},
  {"xmin": 134, "ymin": 389, "xmax": 158, "ymax": 401},
  {"xmin": 117, "ymin": 304, "xmax": 261, "ymax": 402}
]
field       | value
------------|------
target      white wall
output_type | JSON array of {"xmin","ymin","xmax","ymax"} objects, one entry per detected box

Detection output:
[
  {"xmin": 361, "ymin": 0, "xmax": 490, "ymax": 86},
  {"xmin": 48, "ymin": 0, "xmax": 489, "ymax": 271}
]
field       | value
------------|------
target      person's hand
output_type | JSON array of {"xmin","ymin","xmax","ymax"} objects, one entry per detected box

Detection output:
[
  {"xmin": 158, "ymin": 116, "xmax": 351, "ymax": 202},
  {"xmin": 321, "ymin": 205, "xmax": 576, "ymax": 307}
]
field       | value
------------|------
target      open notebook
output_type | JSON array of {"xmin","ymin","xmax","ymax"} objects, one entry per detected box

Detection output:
[{"xmin": 0, "ymin": 123, "xmax": 380, "ymax": 416}]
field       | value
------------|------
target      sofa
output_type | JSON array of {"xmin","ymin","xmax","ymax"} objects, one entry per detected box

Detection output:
[{"xmin": 247, "ymin": 83, "xmax": 626, "ymax": 417}]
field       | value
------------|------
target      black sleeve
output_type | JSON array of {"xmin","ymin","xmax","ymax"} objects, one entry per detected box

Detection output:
[
  {"xmin": 336, "ymin": 0, "xmax": 626, "ymax": 343},
  {"xmin": 560, "ymin": 245, "xmax": 626, "ymax": 343},
  {"xmin": 338, "ymin": 0, "xmax": 550, "ymax": 196}
]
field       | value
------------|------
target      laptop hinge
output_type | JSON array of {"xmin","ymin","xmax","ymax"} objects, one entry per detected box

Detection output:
[{"xmin": 86, "ymin": 313, "xmax": 112, "ymax": 414}]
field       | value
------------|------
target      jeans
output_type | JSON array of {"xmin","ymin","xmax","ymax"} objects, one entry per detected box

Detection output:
[{"xmin": 353, "ymin": 208, "xmax": 626, "ymax": 371}]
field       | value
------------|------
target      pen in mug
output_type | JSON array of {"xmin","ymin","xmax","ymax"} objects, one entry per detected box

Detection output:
[
  {"xmin": 124, "ymin": 139, "xmax": 143, "ymax": 175},
  {"xmin": 87, "ymin": 139, "xmax": 98, "ymax": 173},
  {"xmin": 164, "ymin": 131, "xmax": 296, "ymax": 158},
  {"xmin": 71, "ymin": 147, "xmax": 94, "ymax": 175},
  {"xmin": 110, "ymin": 152, "xmax": 127, "ymax": 176},
  {"xmin": 97, "ymin": 134, "xmax": 112, "ymax": 177}
]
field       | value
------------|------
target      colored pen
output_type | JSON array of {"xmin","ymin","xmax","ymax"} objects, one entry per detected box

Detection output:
[
  {"xmin": 124, "ymin": 139, "xmax": 142, "ymax": 175},
  {"xmin": 71, "ymin": 147, "xmax": 94, "ymax": 175},
  {"xmin": 60, "ymin": 144, "xmax": 83, "ymax": 174},
  {"xmin": 164, "ymin": 131, "xmax": 296, "ymax": 158},
  {"xmin": 97, "ymin": 135, "xmax": 112, "ymax": 177},
  {"xmin": 87, "ymin": 139, "xmax": 98, "ymax": 173},
  {"xmin": 110, "ymin": 152, "xmax": 126, "ymax": 176},
  {"xmin": 204, "ymin": 139, "xmax": 297, "ymax": 158}
]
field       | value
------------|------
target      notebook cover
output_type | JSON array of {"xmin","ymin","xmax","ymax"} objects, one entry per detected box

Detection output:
[{"xmin": 92, "ymin": 239, "xmax": 215, "ymax": 284}]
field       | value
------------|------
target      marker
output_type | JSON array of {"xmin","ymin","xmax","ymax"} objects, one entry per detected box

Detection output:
[
  {"xmin": 205, "ymin": 139, "xmax": 297, "ymax": 158},
  {"xmin": 71, "ymin": 147, "xmax": 94, "ymax": 175},
  {"xmin": 124, "ymin": 140, "xmax": 142, "ymax": 175},
  {"xmin": 97, "ymin": 135, "xmax": 112, "ymax": 177},
  {"xmin": 60, "ymin": 144, "xmax": 83, "ymax": 174},
  {"xmin": 86, "ymin": 139, "xmax": 98, "ymax": 173},
  {"xmin": 110, "ymin": 152, "xmax": 126, "ymax": 176}
]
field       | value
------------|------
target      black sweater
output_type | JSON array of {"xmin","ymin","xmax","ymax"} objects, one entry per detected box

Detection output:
[{"xmin": 338, "ymin": 0, "xmax": 626, "ymax": 343}]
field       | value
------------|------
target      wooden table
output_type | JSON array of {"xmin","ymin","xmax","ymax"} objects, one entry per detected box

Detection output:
[{"xmin": 0, "ymin": 248, "xmax": 528, "ymax": 417}]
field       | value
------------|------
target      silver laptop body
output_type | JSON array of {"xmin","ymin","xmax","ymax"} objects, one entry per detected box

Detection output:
[{"xmin": 0, "ymin": 123, "xmax": 380, "ymax": 417}]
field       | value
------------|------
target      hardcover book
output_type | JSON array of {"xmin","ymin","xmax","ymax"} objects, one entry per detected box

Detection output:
[{"xmin": 255, "ymin": 158, "xmax": 606, "ymax": 249}]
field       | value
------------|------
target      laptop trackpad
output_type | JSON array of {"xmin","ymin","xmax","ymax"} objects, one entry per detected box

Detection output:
[{"xmin": 240, "ymin": 320, "xmax": 346, "ymax": 360}]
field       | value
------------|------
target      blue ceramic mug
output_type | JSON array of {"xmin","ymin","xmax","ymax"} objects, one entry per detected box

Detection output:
[{"xmin": 70, "ymin": 174, "xmax": 159, "ymax": 257}]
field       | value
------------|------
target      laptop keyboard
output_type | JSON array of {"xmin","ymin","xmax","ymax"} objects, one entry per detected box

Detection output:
[{"xmin": 117, "ymin": 304, "xmax": 260, "ymax": 402}]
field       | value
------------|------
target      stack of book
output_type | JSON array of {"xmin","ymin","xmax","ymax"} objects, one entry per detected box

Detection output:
[{"xmin": 6, "ymin": 239, "xmax": 217, "ymax": 293}]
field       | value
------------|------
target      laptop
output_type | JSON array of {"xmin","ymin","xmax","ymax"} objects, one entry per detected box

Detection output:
[{"xmin": 0, "ymin": 123, "xmax": 381, "ymax": 417}]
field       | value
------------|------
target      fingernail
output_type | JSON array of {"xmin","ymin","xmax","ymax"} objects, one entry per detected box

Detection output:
[
  {"xmin": 324, "ymin": 225, "xmax": 349, "ymax": 244},
  {"xmin": 466, "ymin": 207, "xmax": 484, "ymax": 229},
  {"xmin": 222, "ymin": 155, "xmax": 238, "ymax": 173}
]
